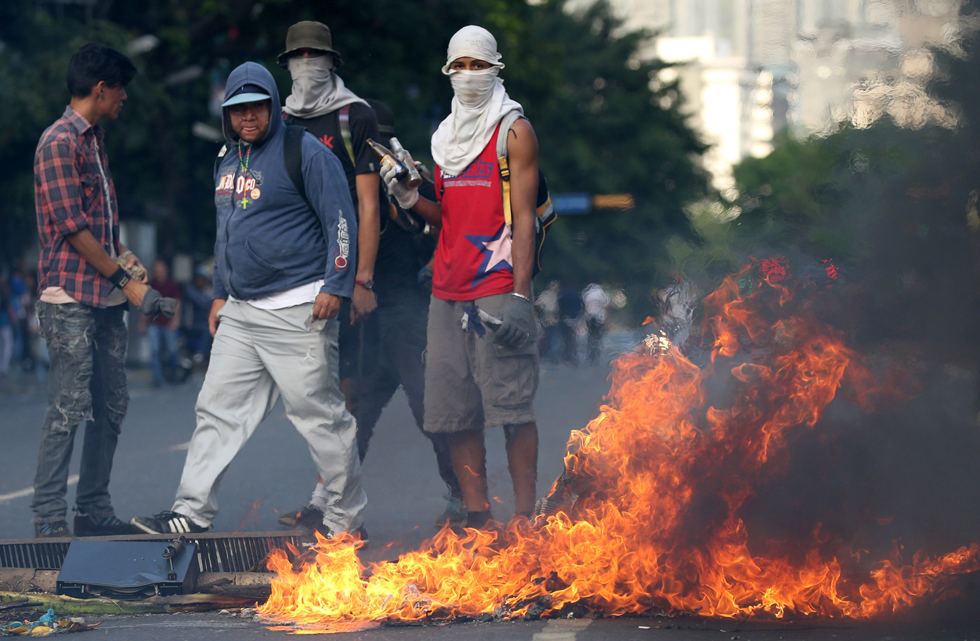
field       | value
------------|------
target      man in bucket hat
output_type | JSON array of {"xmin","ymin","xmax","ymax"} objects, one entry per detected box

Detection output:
[
  {"xmin": 274, "ymin": 21, "xmax": 384, "ymax": 537},
  {"xmin": 279, "ymin": 22, "xmax": 380, "ymax": 328}
]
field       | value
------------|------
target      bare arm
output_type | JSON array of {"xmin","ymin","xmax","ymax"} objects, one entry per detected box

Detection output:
[
  {"xmin": 352, "ymin": 172, "xmax": 380, "ymax": 322},
  {"xmin": 67, "ymin": 228, "xmax": 147, "ymax": 307},
  {"xmin": 410, "ymin": 195, "xmax": 442, "ymax": 228},
  {"xmin": 506, "ymin": 119, "xmax": 539, "ymax": 299}
]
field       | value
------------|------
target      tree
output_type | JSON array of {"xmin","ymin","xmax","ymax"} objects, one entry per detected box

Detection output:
[{"xmin": 514, "ymin": 1, "xmax": 711, "ymax": 317}]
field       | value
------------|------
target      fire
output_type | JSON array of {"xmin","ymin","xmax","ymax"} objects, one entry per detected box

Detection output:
[{"xmin": 259, "ymin": 266, "xmax": 980, "ymax": 628}]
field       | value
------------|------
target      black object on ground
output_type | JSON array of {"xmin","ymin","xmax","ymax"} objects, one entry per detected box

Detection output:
[{"xmin": 56, "ymin": 540, "xmax": 198, "ymax": 599}]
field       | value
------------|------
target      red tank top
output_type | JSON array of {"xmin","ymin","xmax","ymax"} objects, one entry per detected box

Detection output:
[{"xmin": 433, "ymin": 124, "xmax": 513, "ymax": 301}]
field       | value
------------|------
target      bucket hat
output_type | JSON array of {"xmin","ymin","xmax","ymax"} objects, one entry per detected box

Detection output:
[{"xmin": 277, "ymin": 21, "xmax": 343, "ymax": 68}]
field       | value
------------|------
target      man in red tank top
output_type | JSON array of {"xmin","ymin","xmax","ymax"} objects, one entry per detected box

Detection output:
[{"xmin": 382, "ymin": 26, "xmax": 540, "ymax": 529}]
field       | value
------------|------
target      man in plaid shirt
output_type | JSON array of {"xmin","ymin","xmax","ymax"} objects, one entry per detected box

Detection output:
[{"xmin": 32, "ymin": 44, "xmax": 152, "ymax": 538}]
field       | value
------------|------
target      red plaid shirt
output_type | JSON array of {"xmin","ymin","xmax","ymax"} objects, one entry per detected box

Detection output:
[{"xmin": 35, "ymin": 106, "xmax": 121, "ymax": 308}]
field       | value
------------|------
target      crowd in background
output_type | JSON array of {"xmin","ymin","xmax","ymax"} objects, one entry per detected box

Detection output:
[
  {"xmin": 0, "ymin": 257, "xmax": 215, "ymax": 391},
  {"xmin": 1, "ymin": 259, "xmax": 640, "ymax": 391},
  {"xmin": 0, "ymin": 260, "xmax": 42, "ymax": 384},
  {"xmin": 535, "ymin": 281, "xmax": 616, "ymax": 366}
]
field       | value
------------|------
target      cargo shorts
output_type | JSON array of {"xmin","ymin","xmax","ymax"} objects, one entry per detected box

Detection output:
[{"xmin": 423, "ymin": 293, "xmax": 539, "ymax": 433}]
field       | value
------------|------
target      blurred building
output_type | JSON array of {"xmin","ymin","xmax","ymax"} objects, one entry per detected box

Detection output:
[{"xmin": 568, "ymin": 0, "xmax": 963, "ymax": 189}]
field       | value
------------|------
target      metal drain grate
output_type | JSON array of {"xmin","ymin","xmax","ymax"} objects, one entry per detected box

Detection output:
[
  {"xmin": 0, "ymin": 532, "xmax": 303, "ymax": 572},
  {"xmin": 0, "ymin": 540, "xmax": 69, "ymax": 571}
]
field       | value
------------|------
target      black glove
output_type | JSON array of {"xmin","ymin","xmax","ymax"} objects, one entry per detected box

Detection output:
[
  {"xmin": 139, "ymin": 287, "xmax": 178, "ymax": 319},
  {"xmin": 495, "ymin": 294, "xmax": 535, "ymax": 348}
]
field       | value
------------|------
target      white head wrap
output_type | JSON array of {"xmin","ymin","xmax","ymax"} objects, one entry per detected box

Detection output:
[
  {"xmin": 431, "ymin": 26, "xmax": 523, "ymax": 176},
  {"xmin": 283, "ymin": 54, "xmax": 366, "ymax": 119}
]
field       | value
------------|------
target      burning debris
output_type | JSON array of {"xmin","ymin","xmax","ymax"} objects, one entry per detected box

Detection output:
[{"xmin": 259, "ymin": 266, "xmax": 980, "ymax": 629}]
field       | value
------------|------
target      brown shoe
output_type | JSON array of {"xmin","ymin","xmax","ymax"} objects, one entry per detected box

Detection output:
[{"xmin": 35, "ymin": 521, "xmax": 72, "ymax": 538}]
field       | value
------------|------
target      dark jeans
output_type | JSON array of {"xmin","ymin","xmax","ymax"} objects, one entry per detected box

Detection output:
[
  {"xmin": 32, "ymin": 302, "xmax": 129, "ymax": 524},
  {"xmin": 350, "ymin": 287, "xmax": 461, "ymax": 497},
  {"xmin": 147, "ymin": 324, "xmax": 179, "ymax": 385}
]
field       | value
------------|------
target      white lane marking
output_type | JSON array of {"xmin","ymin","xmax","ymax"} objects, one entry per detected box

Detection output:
[
  {"xmin": 169, "ymin": 441, "xmax": 191, "ymax": 451},
  {"xmin": 0, "ymin": 474, "xmax": 79, "ymax": 503},
  {"xmin": 532, "ymin": 619, "xmax": 593, "ymax": 641}
]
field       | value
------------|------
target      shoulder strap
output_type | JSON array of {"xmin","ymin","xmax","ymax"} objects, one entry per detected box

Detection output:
[
  {"xmin": 497, "ymin": 112, "xmax": 524, "ymax": 227},
  {"xmin": 339, "ymin": 104, "xmax": 357, "ymax": 167},
  {"xmin": 214, "ymin": 144, "xmax": 228, "ymax": 180},
  {"xmin": 284, "ymin": 125, "xmax": 313, "ymax": 212}
]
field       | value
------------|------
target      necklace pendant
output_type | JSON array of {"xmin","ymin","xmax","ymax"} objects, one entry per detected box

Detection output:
[{"xmin": 242, "ymin": 195, "xmax": 249, "ymax": 209}]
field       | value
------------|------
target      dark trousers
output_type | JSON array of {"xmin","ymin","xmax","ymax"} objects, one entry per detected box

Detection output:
[
  {"xmin": 32, "ymin": 302, "xmax": 129, "ymax": 524},
  {"xmin": 350, "ymin": 288, "xmax": 461, "ymax": 498}
]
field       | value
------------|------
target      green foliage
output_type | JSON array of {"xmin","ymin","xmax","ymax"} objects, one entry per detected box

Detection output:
[{"xmin": 682, "ymin": 0, "xmax": 980, "ymax": 357}]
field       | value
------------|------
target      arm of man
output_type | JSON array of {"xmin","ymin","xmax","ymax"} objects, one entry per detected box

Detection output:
[
  {"xmin": 350, "ymin": 104, "xmax": 381, "ymax": 323},
  {"xmin": 353, "ymin": 172, "xmax": 380, "ymax": 322},
  {"xmin": 378, "ymin": 147, "xmax": 442, "ymax": 227},
  {"xmin": 506, "ymin": 118, "xmax": 539, "ymax": 299},
  {"xmin": 410, "ymin": 194, "xmax": 442, "ymax": 228},
  {"xmin": 304, "ymin": 138, "xmax": 358, "ymax": 321}
]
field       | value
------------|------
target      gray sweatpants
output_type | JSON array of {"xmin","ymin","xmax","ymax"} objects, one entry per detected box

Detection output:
[{"xmin": 171, "ymin": 300, "xmax": 365, "ymax": 533}]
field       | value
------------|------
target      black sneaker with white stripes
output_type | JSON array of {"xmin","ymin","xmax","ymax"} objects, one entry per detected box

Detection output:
[{"xmin": 131, "ymin": 511, "xmax": 210, "ymax": 534}]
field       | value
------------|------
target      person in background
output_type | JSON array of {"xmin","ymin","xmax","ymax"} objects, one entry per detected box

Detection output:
[
  {"xmin": 182, "ymin": 267, "xmax": 213, "ymax": 362},
  {"xmin": 535, "ymin": 280, "xmax": 560, "ymax": 363},
  {"xmin": 581, "ymin": 282, "xmax": 610, "ymax": 364},
  {"xmin": 0, "ymin": 275, "xmax": 13, "ymax": 380},
  {"xmin": 656, "ymin": 271, "xmax": 698, "ymax": 351},
  {"xmin": 32, "ymin": 43, "xmax": 158, "ymax": 538},
  {"xmin": 382, "ymin": 26, "xmax": 541, "ymax": 529},
  {"xmin": 558, "ymin": 285, "xmax": 583, "ymax": 365},
  {"xmin": 275, "ymin": 21, "xmax": 383, "ymax": 535},
  {"xmin": 139, "ymin": 259, "xmax": 182, "ymax": 386},
  {"xmin": 9, "ymin": 263, "xmax": 29, "ymax": 369},
  {"xmin": 279, "ymin": 20, "xmax": 381, "ymax": 355}
]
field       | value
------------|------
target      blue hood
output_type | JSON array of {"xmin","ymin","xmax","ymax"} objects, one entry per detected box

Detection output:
[
  {"xmin": 221, "ymin": 62, "xmax": 284, "ymax": 146},
  {"xmin": 211, "ymin": 62, "xmax": 358, "ymax": 302}
]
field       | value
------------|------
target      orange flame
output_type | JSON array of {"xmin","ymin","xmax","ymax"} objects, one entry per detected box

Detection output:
[{"xmin": 259, "ymin": 268, "xmax": 980, "ymax": 628}]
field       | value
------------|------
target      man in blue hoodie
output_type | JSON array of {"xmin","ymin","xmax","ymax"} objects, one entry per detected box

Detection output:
[{"xmin": 132, "ymin": 63, "xmax": 366, "ymax": 539}]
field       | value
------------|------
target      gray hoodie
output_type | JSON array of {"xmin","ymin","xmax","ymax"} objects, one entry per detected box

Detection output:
[{"xmin": 212, "ymin": 62, "xmax": 356, "ymax": 301}]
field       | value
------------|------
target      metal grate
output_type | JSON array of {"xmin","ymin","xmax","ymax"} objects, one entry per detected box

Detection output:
[
  {"xmin": 0, "ymin": 532, "xmax": 302, "ymax": 572},
  {"xmin": 0, "ymin": 540, "xmax": 70, "ymax": 571}
]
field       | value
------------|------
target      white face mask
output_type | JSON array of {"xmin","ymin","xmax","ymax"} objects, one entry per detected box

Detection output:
[
  {"xmin": 284, "ymin": 54, "xmax": 366, "ymax": 119},
  {"xmin": 288, "ymin": 54, "xmax": 333, "ymax": 78},
  {"xmin": 450, "ymin": 68, "xmax": 498, "ymax": 109}
]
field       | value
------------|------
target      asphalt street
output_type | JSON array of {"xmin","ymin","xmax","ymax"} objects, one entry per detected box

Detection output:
[
  {"xmin": 0, "ymin": 356, "xmax": 617, "ymax": 551},
  {"xmin": 2, "ymin": 336, "xmax": 979, "ymax": 639}
]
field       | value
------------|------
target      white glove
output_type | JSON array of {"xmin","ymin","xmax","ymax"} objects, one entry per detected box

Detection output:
[{"xmin": 380, "ymin": 161, "xmax": 419, "ymax": 210}]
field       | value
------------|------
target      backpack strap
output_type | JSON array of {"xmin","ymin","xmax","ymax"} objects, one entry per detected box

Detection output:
[
  {"xmin": 338, "ymin": 104, "xmax": 357, "ymax": 167},
  {"xmin": 284, "ymin": 125, "xmax": 313, "ymax": 212},
  {"xmin": 214, "ymin": 144, "xmax": 228, "ymax": 181},
  {"xmin": 496, "ymin": 111, "xmax": 525, "ymax": 227}
]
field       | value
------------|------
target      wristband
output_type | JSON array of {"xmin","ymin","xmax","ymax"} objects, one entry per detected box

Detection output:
[
  {"xmin": 511, "ymin": 292, "xmax": 531, "ymax": 303},
  {"xmin": 119, "ymin": 250, "xmax": 133, "ymax": 261},
  {"xmin": 108, "ymin": 266, "xmax": 131, "ymax": 290}
]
